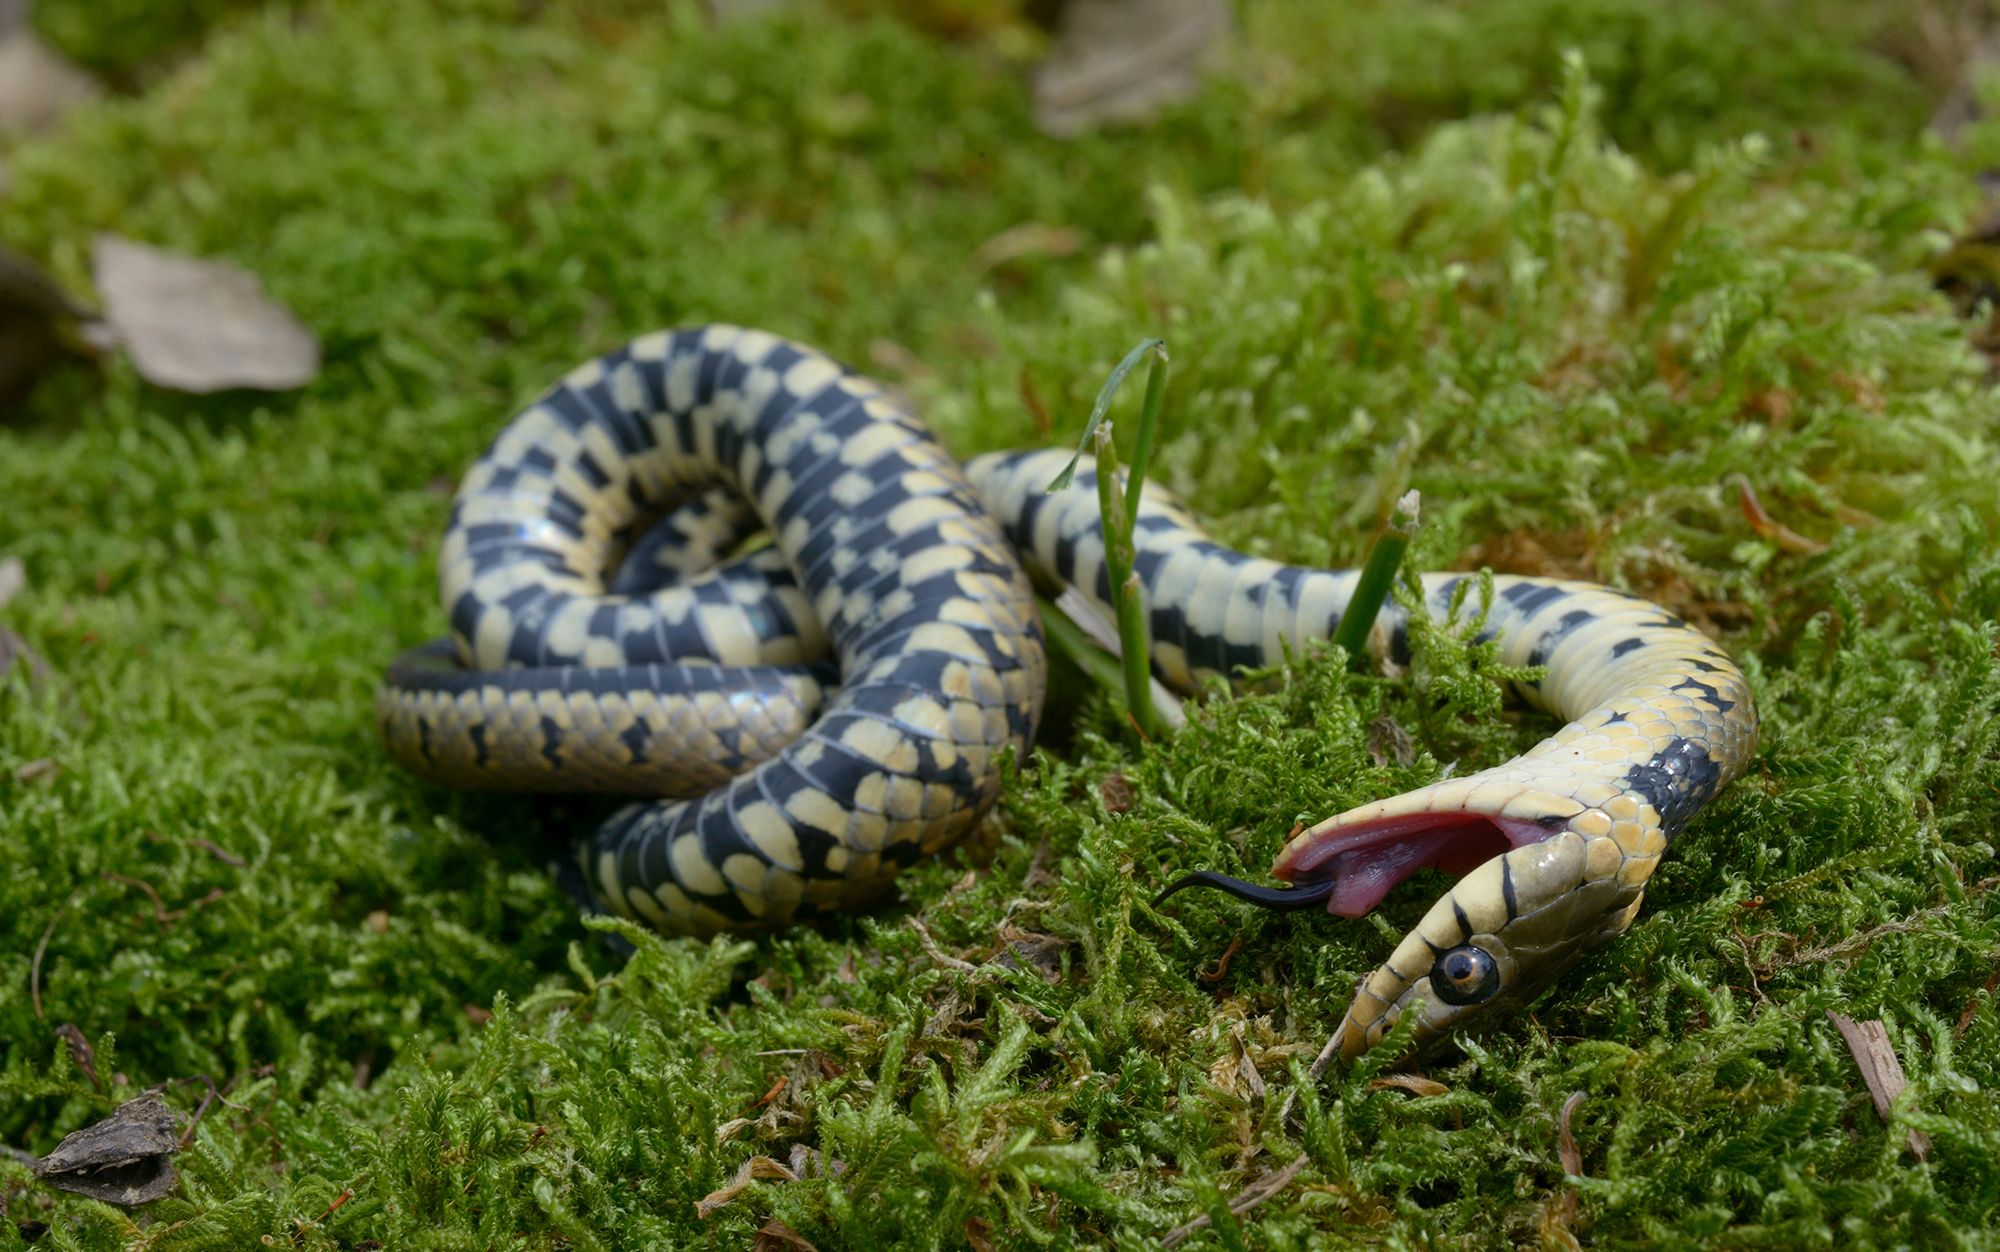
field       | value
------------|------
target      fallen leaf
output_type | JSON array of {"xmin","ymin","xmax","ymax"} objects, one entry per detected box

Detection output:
[
  {"xmin": 695, "ymin": 1155, "xmax": 797, "ymax": 1218},
  {"xmin": 1159, "ymin": 1153, "xmax": 1307, "ymax": 1249},
  {"xmin": 752, "ymin": 1220, "xmax": 820, "ymax": 1252},
  {"xmin": 867, "ymin": 338, "xmax": 931, "ymax": 380},
  {"xmin": 1368, "ymin": 1073, "xmax": 1449, "ymax": 1098},
  {"xmin": 998, "ymin": 922, "xmax": 1067, "ymax": 982},
  {"xmin": 0, "ymin": 33, "xmax": 98, "ymax": 136},
  {"xmin": 1098, "ymin": 770, "xmax": 1134, "ymax": 813},
  {"xmin": 1930, "ymin": 20, "xmax": 2000, "ymax": 146},
  {"xmin": 0, "ymin": 555, "xmax": 23, "ymax": 608},
  {"xmin": 1556, "ymin": 1091, "xmax": 1585, "ymax": 1176},
  {"xmin": 33, "ymin": 1094, "xmax": 180, "ymax": 1206},
  {"xmin": 1033, "ymin": 0, "xmax": 1231, "ymax": 137},
  {"xmin": 1544, "ymin": 1090, "xmax": 1588, "ymax": 1248},
  {"xmin": 910, "ymin": 916, "xmax": 977, "ymax": 973},
  {"xmin": 1018, "ymin": 367, "xmax": 1052, "ymax": 438},
  {"xmin": 14, "ymin": 757, "xmax": 59, "ymax": 784},
  {"xmin": 786, "ymin": 1142, "xmax": 844, "ymax": 1179},
  {"xmin": 53, "ymin": 1024, "xmax": 99, "ymax": 1091},
  {"xmin": 1367, "ymin": 715, "xmax": 1416, "ymax": 767},
  {"xmin": 1735, "ymin": 476, "xmax": 1827, "ymax": 555},
  {"xmin": 973, "ymin": 223, "xmax": 1084, "ymax": 272},
  {"xmin": 1955, "ymin": 968, "xmax": 2000, "ymax": 1040},
  {"xmin": 1236, "ymin": 1050, "xmax": 1265, "ymax": 1101},
  {"xmin": 93, "ymin": 235, "xmax": 320, "ymax": 393},
  {"xmin": 1826, "ymin": 1011, "xmax": 1931, "ymax": 1159}
]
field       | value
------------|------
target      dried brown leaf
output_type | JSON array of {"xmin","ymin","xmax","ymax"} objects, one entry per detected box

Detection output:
[
  {"xmin": 1735, "ymin": 476, "xmax": 1827, "ymax": 555},
  {"xmin": 695, "ymin": 1155, "xmax": 798, "ymax": 1218},
  {"xmin": 0, "ymin": 34, "xmax": 98, "ymax": 136},
  {"xmin": 1018, "ymin": 367, "xmax": 1052, "ymax": 438},
  {"xmin": 997, "ymin": 922, "xmax": 1067, "ymax": 982},
  {"xmin": 1368, "ymin": 1073, "xmax": 1450, "ymax": 1098},
  {"xmin": 752, "ymin": 1220, "xmax": 820, "ymax": 1252},
  {"xmin": 867, "ymin": 338, "xmax": 931, "ymax": 380},
  {"xmin": 911, "ymin": 916, "xmax": 977, "ymax": 972},
  {"xmin": 53, "ymin": 1024, "xmax": 98, "ymax": 1091},
  {"xmin": 972, "ymin": 223, "xmax": 1084, "ymax": 272},
  {"xmin": 786, "ymin": 1142, "xmax": 844, "ymax": 1179},
  {"xmin": 1236, "ymin": 1051, "xmax": 1265, "ymax": 1101},
  {"xmin": 1557, "ymin": 1090, "xmax": 1585, "ymax": 1176},
  {"xmin": 1033, "ymin": 0, "xmax": 1231, "ymax": 137},
  {"xmin": 1159, "ymin": 1153, "xmax": 1308, "ymax": 1249},
  {"xmin": 93, "ymin": 235, "xmax": 320, "ymax": 393},
  {"xmin": 1366, "ymin": 715, "xmax": 1415, "ymax": 767},
  {"xmin": 33, "ymin": 1094, "xmax": 180, "ymax": 1207}
]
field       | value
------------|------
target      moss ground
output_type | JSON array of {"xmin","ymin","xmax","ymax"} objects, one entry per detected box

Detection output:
[{"xmin": 2, "ymin": 1, "xmax": 1999, "ymax": 1246}]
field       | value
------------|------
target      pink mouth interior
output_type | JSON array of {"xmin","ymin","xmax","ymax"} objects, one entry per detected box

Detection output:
[{"xmin": 1279, "ymin": 813, "xmax": 1551, "ymax": 918}]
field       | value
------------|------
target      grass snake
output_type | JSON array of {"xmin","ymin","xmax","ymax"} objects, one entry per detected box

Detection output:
[{"xmin": 378, "ymin": 326, "xmax": 1757, "ymax": 1057}]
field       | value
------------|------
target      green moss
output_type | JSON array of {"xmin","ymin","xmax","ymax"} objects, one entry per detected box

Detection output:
[
  {"xmin": 1, "ymin": 1, "xmax": 1997, "ymax": 1247},
  {"xmin": 29, "ymin": 0, "xmax": 289, "ymax": 83}
]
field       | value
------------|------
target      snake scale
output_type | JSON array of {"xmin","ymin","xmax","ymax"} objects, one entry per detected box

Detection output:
[{"xmin": 378, "ymin": 326, "xmax": 1757, "ymax": 1057}]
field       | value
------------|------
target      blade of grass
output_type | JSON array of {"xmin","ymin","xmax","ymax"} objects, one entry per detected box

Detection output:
[
  {"xmin": 1045, "ymin": 338, "xmax": 1174, "ymax": 740},
  {"xmin": 1122, "ymin": 347, "xmax": 1169, "ymax": 524},
  {"xmin": 1330, "ymin": 489, "xmax": 1420, "ymax": 668},
  {"xmin": 1044, "ymin": 337, "xmax": 1167, "ymax": 493},
  {"xmin": 1094, "ymin": 421, "xmax": 1165, "ymax": 739}
]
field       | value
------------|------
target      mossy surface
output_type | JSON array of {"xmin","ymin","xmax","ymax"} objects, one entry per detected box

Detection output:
[{"xmin": 2, "ymin": 2, "xmax": 1998, "ymax": 1247}]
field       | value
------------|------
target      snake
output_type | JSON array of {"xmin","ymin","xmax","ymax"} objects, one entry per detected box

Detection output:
[{"xmin": 377, "ymin": 326, "xmax": 1757, "ymax": 1058}]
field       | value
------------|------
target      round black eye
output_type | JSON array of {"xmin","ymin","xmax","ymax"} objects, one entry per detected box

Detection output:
[{"xmin": 1428, "ymin": 945, "xmax": 1500, "ymax": 1006}]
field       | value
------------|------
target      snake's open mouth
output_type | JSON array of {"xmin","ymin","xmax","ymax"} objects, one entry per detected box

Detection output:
[{"xmin": 1275, "ymin": 812, "xmax": 1556, "ymax": 917}]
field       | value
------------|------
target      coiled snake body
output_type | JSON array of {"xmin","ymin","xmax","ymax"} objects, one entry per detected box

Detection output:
[{"xmin": 380, "ymin": 327, "xmax": 1756, "ymax": 1056}]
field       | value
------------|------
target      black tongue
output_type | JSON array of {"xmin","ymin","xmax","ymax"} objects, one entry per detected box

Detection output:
[{"xmin": 1152, "ymin": 870, "xmax": 1336, "ymax": 911}]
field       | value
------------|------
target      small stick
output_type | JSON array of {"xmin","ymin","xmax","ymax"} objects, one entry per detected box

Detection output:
[
  {"xmin": 1158, "ymin": 1153, "xmax": 1309, "ymax": 1249},
  {"xmin": 910, "ymin": 918, "xmax": 977, "ymax": 973},
  {"xmin": 30, "ymin": 889, "xmax": 81, "ymax": 1020},
  {"xmin": 1826, "ymin": 1011, "xmax": 1931, "ymax": 1159}
]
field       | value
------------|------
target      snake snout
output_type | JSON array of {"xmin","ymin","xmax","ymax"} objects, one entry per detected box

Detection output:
[{"xmin": 1329, "ymin": 827, "xmax": 1646, "ymax": 1058}]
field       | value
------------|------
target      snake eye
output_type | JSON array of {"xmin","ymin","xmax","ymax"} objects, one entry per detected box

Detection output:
[{"xmin": 1428, "ymin": 945, "xmax": 1500, "ymax": 1006}]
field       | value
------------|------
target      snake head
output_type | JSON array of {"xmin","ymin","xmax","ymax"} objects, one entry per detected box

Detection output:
[
  {"xmin": 1265, "ymin": 772, "xmax": 1666, "ymax": 1059},
  {"xmin": 1322, "ymin": 830, "xmax": 1651, "ymax": 1057}
]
